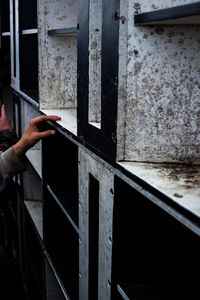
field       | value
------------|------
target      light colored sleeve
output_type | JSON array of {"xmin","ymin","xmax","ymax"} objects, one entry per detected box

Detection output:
[{"xmin": 0, "ymin": 146, "xmax": 27, "ymax": 179}]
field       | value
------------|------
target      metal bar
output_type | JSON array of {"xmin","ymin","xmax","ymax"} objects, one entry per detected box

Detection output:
[
  {"xmin": 135, "ymin": 2, "xmax": 200, "ymax": 24},
  {"xmin": 48, "ymin": 27, "xmax": 77, "ymax": 37},
  {"xmin": 21, "ymin": 28, "xmax": 38, "ymax": 35}
]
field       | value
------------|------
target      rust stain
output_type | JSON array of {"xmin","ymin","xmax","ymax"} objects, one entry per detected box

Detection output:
[{"xmin": 56, "ymin": 16, "xmax": 67, "ymax": 21}]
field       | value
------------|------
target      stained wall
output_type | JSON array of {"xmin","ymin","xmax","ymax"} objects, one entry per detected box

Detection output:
[{"xmin": 117, "ymin": 0, "xmax": 200, "ymax": 164}]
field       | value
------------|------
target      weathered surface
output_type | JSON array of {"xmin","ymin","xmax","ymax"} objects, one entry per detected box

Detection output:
[
  {"xmin": 24, "ymin": 201, "xmax": 43, "ymax": 238},
  {"xmin": 117, "ymin": 0, "xmax": 200, "ymax": 163},
  {"xmin": 117, "ymin": 0, "xmax": 129, "ymax": 160},
  {"xmin": 120, "ymin": 161, "xmax": 200, "ymax": 217},
  {"xmin": 133, "ymin": 0, "xmax": 200, "ymax": 13},
  {"xmin": 89, "ymin": 0, "xmax": 102, "ymax": 124},
  {"xmin": 38, "ymin": 0, "xmax": 77, "ymax": 109},
  {"xmin": 79, "ymin": 148, "xmax": 114, "ymax": 300}
]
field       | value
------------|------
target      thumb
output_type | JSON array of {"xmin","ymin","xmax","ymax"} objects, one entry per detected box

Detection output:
[{"xmin": 1, "ymin": 104, "xmax": 6, "ymax": 118}]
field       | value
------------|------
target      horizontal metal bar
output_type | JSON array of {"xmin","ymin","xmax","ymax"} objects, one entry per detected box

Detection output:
[
  {"xmin": 134, "ymin": 2, "xmax": 200, "ymax": 24},
  {"xmin": 48, "ymin": 27, "xmax": 77, "ymax": 37},
  {"xmin": 21, "ymin": 28, "xmax": 38, "ymax": 35},
  {"xmin": 1, "ymin": 32, "xmax": 10, "ymax": 36},
  {"xmin": 11, "ymin": 87, "xmax": 40, "ymax": 109}
]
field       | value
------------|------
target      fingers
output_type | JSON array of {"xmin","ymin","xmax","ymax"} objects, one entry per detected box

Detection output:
[
  {"xmin": 32, "ymin": 115, "xmax": 61, "ymax": 126},
  {"xmin": 37, "ymin": 130, "xmax": 56, "ymax": 139}
]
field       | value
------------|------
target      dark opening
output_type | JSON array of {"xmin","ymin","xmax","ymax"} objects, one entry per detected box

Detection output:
[{"xmin": 89, "ymin": 174, "xmax": 99, "ymax": 300}]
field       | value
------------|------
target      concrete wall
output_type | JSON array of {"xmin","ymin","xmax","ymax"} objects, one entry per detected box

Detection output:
[
  {"xmin": 117, "ymin": 0, "xmax": 200, "ymax": 164},
  {"xmin": 133, "ymin": 0, "xmax": 199, "ymax": 13},
  {"xmin": 79, "ymin": 148, "xmax": 114, "ymax": 300},
  {"xmin": 38, "ymin": 0, "xmax": 77, "ymax": 109}
]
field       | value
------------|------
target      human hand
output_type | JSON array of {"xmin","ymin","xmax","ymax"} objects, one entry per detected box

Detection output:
[
  {"xmin": 13, "ymin": 115, "xmax": 61, "ymax": 156},
  {"xmin": 0, "ymin": 104, "xmax": 13, "ymax": 131}
]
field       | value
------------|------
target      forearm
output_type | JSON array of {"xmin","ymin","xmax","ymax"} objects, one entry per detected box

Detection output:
[
  {"xmin": 0, "ymin": 114, "xmax": 60, "ymax": 178},
  {"xmin": 13, "ymin": 139, "xmax": 29, "ymax": 157},
  {"xmin": 0, "ymin": 146, "xmax": 27, "ymax": 179}
]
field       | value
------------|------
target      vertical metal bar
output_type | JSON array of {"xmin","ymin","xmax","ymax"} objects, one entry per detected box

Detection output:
[
  {"xmin": 10, "ymin": 0, "xmax": 15, "ymax": 80},
  {"xmin": 101, "ymin": 0, "xmax": 119, "ymax": 132},
  {"xmin": 0, "ymin": 1, "xmax": 2, "ymax": 48},
  {"xmin": 10, "ymin": 0, "xmax": 19, "ymax": 89},
  {"xmin": 78, "ymin": 0, "xmax": 119, "ymax": 161},
  {"xmin": 15, "ymin": 0, "xmax": 19, "ymax": 87},
  {"xmin": 77, "ymin": 0, "xmax": 89, "ymax": 133}
]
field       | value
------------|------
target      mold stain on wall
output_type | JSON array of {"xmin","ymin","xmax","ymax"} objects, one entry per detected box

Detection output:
[
  {"xmin": 135, "ymin": 0, "xmax": 200, "ymax": 13},
  {"xmin": 38, "ymin": 0, "xmax": 77, "ymax": 109},
  {"xmin": 124, "ymin": 8, "xmax": 200, "ymax": 163}
]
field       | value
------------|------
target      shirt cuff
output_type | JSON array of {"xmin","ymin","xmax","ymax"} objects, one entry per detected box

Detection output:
[{"xmin": 0, "ymin": 146, "xmax": 27, "ymax": 178}]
